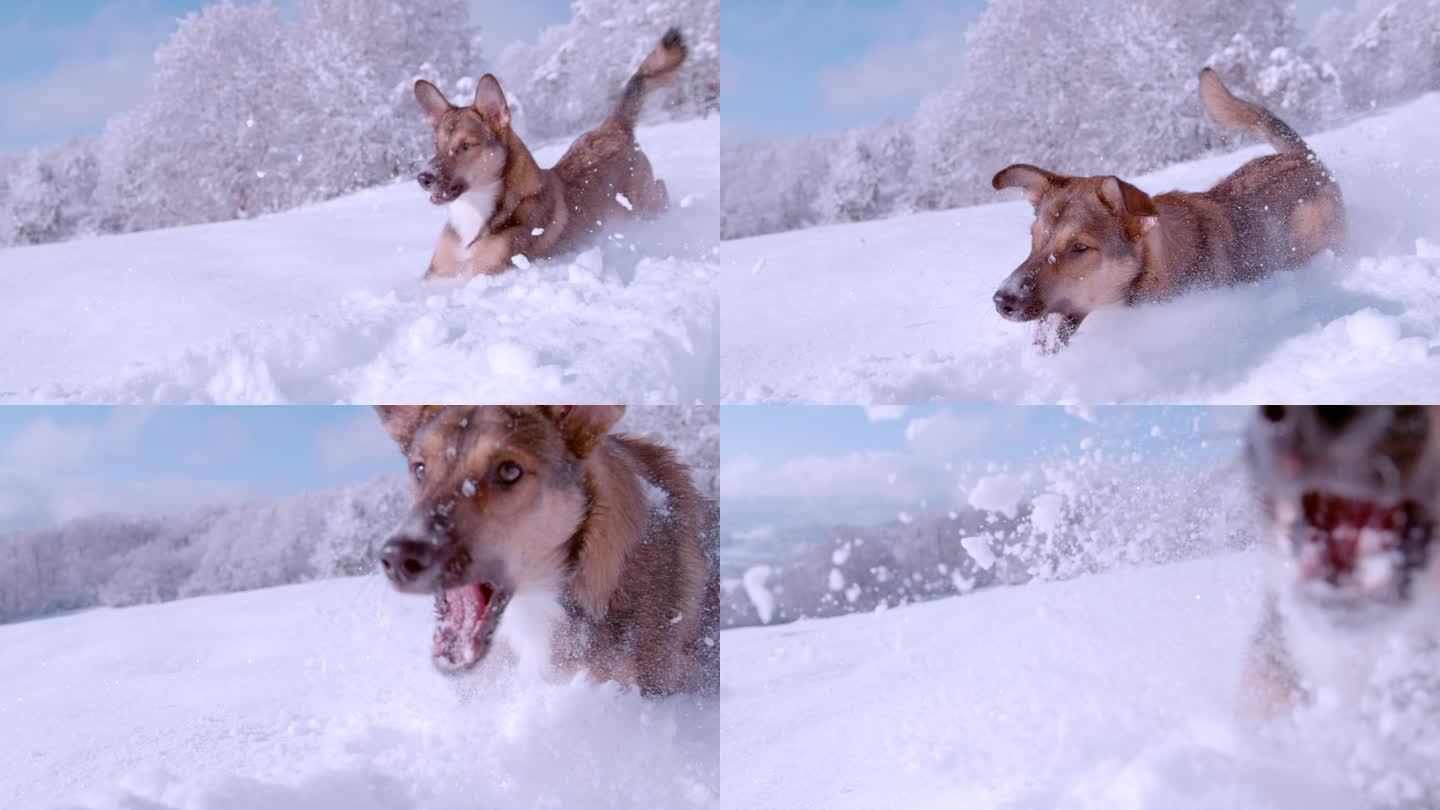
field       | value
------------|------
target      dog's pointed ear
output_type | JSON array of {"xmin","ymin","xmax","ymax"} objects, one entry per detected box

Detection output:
[
  {"xmin": 1099, "ymin": 176, "xmax": 1159, "ymax": 237},
  {"xmin": 414, "ymin": 80, "xmax": 452, "ymax": 128},
  {"xmin": 993, "ymin": 164, "xmax": 1066, "ymax": 207},
  {"xmin": 543, "ymin": 405, "xmax": 626, "ymax": 457},
  {"xmin": 375, "ymin": 405, "xmax": 438, "ymax": 451},
  {"xmin": 473, "ymin": 74, "xmax": 511, "ymax": 130}
]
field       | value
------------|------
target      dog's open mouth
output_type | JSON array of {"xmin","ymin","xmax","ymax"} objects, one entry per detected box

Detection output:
[
  {"xmin": 432, "ymin": 582, "xmax": 511, "ymax": 674},
  {"xmin": 1288, "ymin": 491, "xmax": 1430, "ymax": 608},
  {"xmin": 429, "ymin": 188, "xmax": 461, "ymax": 205}
]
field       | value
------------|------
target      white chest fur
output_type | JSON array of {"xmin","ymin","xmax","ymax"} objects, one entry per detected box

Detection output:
[
  {"xmin": 448, "ymin": 182, "xmax": 502, "ymax": 247},
  {"xmin": 496, "ymin": 584, "xmax": 565, "ymax": 674}
]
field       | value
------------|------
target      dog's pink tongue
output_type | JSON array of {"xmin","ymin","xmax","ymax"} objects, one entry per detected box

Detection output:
[{"xmin": 432, "ymin": 584, "xmax": 489, "ymax": 672}]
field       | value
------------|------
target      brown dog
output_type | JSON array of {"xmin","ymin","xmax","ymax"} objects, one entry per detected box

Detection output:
[
  {"xmin": 375, "ymin": 405, "xmax": 719, "ymax": 696},
  {"xmin": 413, "ymin": 29, "xmax": 686, "ymax": 279},
  {"xmin": 992, "ymin": 68, "xmax": 1345, "ymax": 351},
  {"xmin": 1241, "ymin": 405, "xmax": 1440, "ymax": 723}
]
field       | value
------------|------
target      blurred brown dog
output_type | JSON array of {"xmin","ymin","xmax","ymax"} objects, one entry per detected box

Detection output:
[{"xmin": 1241, "ymin": 405, "xmax": 1440, "ymax": 722}]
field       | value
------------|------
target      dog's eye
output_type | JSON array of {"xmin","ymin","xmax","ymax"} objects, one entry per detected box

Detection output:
[
  {"xmin": 411, "ymin": 462, "xmax": 426, "ymax": 481},
  {"xmin": 496, "ymin": 461, "xmax": 524, "ymax": 484},
  {"xmin": 1069, "ymin": 242, "xmax": 1090, "ymax": 254},
  {"xmin": 458, "ymin": 142, "xmax": 470, "ymax": 153}
]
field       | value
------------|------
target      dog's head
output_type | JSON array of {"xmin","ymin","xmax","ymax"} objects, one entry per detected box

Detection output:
[
  {"xmin": 413, "ymin": 75, "xmax": 512, "ymax": 205},
  {"xmin": 990, "ymin": 165, "xmax": 1159, "ymax": 327},
  {"xmin": 1247, "ymin": 405, "xmax": 1440, "ymax": 629},
  {"xmin": 375, "ymin": 404, "xmax": 625, "ymax": 674}
]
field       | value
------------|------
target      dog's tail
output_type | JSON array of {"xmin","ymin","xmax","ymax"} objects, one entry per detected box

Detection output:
[
  {"xmin": 612, "ymin": 28, "xmax": 687, "ymax": 131},
  {"xmin": 1199, "ymin": 67, "xmax": 1309, "ymax": 154}
]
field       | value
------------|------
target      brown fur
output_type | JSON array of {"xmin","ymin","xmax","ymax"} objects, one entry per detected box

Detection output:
[
  {"xmin": 414, "ymin": 29, "xmax": 686, "ymax": 279},
  {"xmin": 1241, "ymin": 406, "xmax": 1440, "ymax": 723},
  {"xmin": 991, "ymin": 68, "xmax": 1345, "ymax": 351},
  {"xmin": 375, "ymin": 404, "xmax": 718, "ymax": 696}
]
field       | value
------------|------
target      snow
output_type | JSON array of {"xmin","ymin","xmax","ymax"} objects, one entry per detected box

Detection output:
[
  {"xmin": 720, "ymin": 552, "xmax": 1434, "ymax": 809},
  {"xmin": 721, "ymin": 93, "xmax": 1440, "ymax": 403},
  {"xmin": 967, "ymin": 473, "xmax": 1027, "ymax": 518},
  {"xmin": 742, "ymin": 565, "xmax": 776, "ymax": 624},
  {"xmin": 0, "ymin": 119, "xmax": 718, "ymax": 404},
  {"xmin": 1, "ymin": 576, "xmax": 717, "ymax": 809},
  {"xmin": 959, "ymin": 535, "xmax": 995, "ymax": 570}
]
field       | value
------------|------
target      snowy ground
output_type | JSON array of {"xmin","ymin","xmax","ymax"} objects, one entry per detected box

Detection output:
[
  {"xmin": 722, "ymin": 552, "xmax": 1440, "ymax": 810},
  {"xmin": 721, "ymin": 94, "xmax": 1440, "ymax": 403},
  {"xmin": 0, "ymin": 119, "xmax": 718, "ymax": 404},
  {"xmin": 0, "ymin": 576, "xmax": 718, "ymax": 809}
]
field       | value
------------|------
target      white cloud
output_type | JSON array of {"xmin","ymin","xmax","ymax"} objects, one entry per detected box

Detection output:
[
  {"xmin": 863, "ymin": 405, "xmax": 908, "ymax": 421},
  {"xmin": 721, "ymin": 408, "xmax": 1023, "ymax": 502},
  {"xmin": 0, "ymin": 2, "xmax": 180, "ymax": 145},
  {"xmin": 903, "ymin": 409, "xmax": 999, "ymax": 457},
  {"xmin": 0, "ymin": 408, "xmax": 261, "ymax": 530},
  {"xmin": 816, "ymin": 25, "xmax": 969, "ymax": 118},
  {"xmin": 0, "ymin": 409, "xmax": 148, "ymax": 476}
]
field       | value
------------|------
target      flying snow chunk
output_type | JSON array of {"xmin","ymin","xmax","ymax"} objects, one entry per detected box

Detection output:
[
  {"xmin": 679, "ymin": 194, "xmax": 695, "ymax": 208},
  {"xmin": 512, "ymin": 254, "xmax": 531, "ymax": 269},
  {"xmin": 968, "ymin": 473, "xmax": 1026, "ymax": 518},
  {"xmin": 461, "ymin": 479, "xmax": 476, "ymax": 497},
  {"xmin": 742, "ymin": 565, "xmax": 776, "ymax": 624},
  {"xmin": 828, "ymin": 569, "xmax": 845, "ymax": 592},
  {"xmin": 616, "ymin": 193, "xmax": 633, "ymax": 211},
  {"xmin": 531, "ymin": 227, "xmax": 545, "ymax": 236},
  {"xmin": 1029, "ymin": 493, "xmax": 1065, "ymax": 536},
  {"xmin": 960, "ymin": 535, "xmax": 996, "ymax": 570}
]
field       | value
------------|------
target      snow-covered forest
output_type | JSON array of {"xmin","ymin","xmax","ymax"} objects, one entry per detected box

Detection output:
[
  {"xmin": 0, "ymin": 406, "xmax": 718, "ymax": 624},
  {"xmin": 721, "ymin": 0, "xmax": 1440, "ymax": 239},
  {"xmin": 722, "ymin": 446, "xmax": 1256, "ymax": 628},
  {"xmin": 0, "ymin": 0, "xmax": 720, "ymax": 247}
]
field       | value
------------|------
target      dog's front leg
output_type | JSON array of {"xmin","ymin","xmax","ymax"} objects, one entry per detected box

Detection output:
[{"xmin": 1237, "ymin": 592, "xmax": 1304, "ymax": 728}]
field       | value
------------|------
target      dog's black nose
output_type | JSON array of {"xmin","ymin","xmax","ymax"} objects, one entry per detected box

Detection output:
[
  {"xmin": 417, "ymin": 171, "xmax": 437, "ymax": 190},
  {"xmin": 380, "ymin": 539, "xmax": 436, "ymax": 585},
  {"xmin": 993, "ymin": 290, "xmax": 1020, "ymax": 318}
]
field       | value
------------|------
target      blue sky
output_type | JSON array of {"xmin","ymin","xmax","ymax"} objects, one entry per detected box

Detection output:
[
  {"xmin": 723, "ymin": 0, "xmax": 1357, "ymax": 142},
  {"xmin": 0, "ymin": 406, "xmax": 402, "ymax": 530},
  {"xmin": 0, "ymin": 0, "xmax": 570, "ymax": 151},
  {"xmin": 720, "ymin": 404, "xmax": 1250, "ymax": 501}
]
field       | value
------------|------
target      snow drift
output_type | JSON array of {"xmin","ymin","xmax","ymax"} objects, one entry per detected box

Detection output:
[
  {"xmin": 721, "ymin": 93, "xmax": 1440, "ymax": 403},
  {"xmin": 721, "ymin": 552, "xmax": 1439, "ymax": 809},
  {"xmin": 0, "ymin": 119, "xmax": 718, "ymax": 404},
  {"xmin": 1, "ymin": 577, "xmax": 718, "ymax": 809}
]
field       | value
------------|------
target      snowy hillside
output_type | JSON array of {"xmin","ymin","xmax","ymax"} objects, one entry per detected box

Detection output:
[
  {"xmin": 722, "ymin": 553, "xmax": 1436, "ymax": 809},
  {"xmin": 1, "ymin": 576, "xmax": 718, "ymax": 809},
  {"xmin": 721, "ymin": 94, "xmax": 1440, "ymax": 403},
  {"xmin": 0, "ymin": 119, "xmax": 718, "ymax": 404}
]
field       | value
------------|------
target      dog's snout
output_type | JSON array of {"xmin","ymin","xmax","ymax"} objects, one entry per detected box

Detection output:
[
  {"xmin": 417, "ymin": 170, "xmax": 437, "ymax": 190},
  {"xmin": 993, "ymin": 289, "xmax": 1021, "ymax": 318},
  {"xmin": 380, "ymin": 538, "xmax": 436, "ymax": 586}
]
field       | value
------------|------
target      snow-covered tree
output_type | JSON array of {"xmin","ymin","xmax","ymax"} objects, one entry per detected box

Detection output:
[
  {"xmin": 814, "ymin": 123, "xmax": 915, "ymax": 225},
  {"xmin": 0, "ymin": 142, "xmax": 98, "ymax": 245},
  {"xmin": 499, "ymin": 0, "xmax": 719, "ymax": 141},
  {"xmin": 1310, "ymin": 0, "xmax": 1440, "ymax": 111}
]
